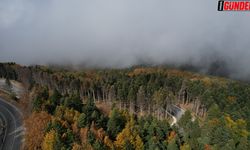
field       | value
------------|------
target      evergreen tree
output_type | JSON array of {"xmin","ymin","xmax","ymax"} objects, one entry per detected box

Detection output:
[
  {"xmin": 107, "ymin": 108, "xmax": 126, "ymax": 139},
  {"xmin": 87, "ymin": 131, "xmax": 96, "ymax": 145},
  {"xmin": 207, "ymin": 104, "xmax": 221, "ymax": 120},
  {"xmin": 33, "ymin": 97, "xmax": 43, "ymax": 111},
  {"xmin": 84, "ymin": 96, "xmax": 96, "ymax": 123},
  {"xmin": 93, "ymin": 140, "xmax": 108, "ymax": 150},
  {"xmin": 178, "ymin": 110, "xmax": 192, "ymax": 129},
  {"xmin": 78, "ymin": 113, "xmax": 87, "ymax": 128}
]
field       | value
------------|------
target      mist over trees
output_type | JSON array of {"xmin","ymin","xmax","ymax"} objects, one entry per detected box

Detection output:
[
  {"xmin": 1, "ymin": 0, "xmax": 249, "ymax": 149},
  {"xmin": 0, "ymin": 63, "xmax": 249, "ymax": 149},
  {"xmin": 1, "ymin": 0, "xmax": 250, "ymax": 80}
]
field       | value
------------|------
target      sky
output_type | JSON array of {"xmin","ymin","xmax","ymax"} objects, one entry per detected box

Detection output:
[{"xmin": 0, "ymin": 0, "xmax": 250, "ymax": 79}]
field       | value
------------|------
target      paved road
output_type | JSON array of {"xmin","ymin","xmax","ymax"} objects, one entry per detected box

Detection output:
[
  {"xmin": 168, "ymin": 104, "xmax": 185, "ymax": 126},
  {"xmin": 170, "ymin": 105, "xmax": 185, "ymax": 120},
  {"xmin": 0, "ymin": 97, "xmax": 23, "ymax": 150}
]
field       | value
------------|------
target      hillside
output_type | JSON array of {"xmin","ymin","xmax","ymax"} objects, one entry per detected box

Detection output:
[{"xmin": 0, "ymin": 62, "xmax": 249, "ymax": 149}]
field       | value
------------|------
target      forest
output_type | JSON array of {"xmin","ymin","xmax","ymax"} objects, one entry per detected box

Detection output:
[{"xmin": 0, "ymin": 62, "xmax": 249, "ymax": 150}]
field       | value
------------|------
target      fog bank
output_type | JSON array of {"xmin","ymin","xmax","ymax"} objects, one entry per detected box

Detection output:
[{"xmin": 0, "ymin": 0, "xmax": 250, "ymax": 79}]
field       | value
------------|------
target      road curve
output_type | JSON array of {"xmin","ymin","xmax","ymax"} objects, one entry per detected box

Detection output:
[
  {"xmin": 0, "ymin": 97, "xmax": 23, "ymax": 150},
  {"xmin": 168, "ymin": 104, "xmax": 185, "ymax": 126}
]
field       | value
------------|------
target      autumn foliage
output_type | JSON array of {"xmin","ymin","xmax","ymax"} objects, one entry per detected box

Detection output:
[{"xmin": 24, "ymin": 111, "xmax": 51, "ymax": 150}]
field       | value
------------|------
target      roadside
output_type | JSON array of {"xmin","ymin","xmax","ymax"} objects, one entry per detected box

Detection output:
[
  {"xmin": 0, "ymin": 78, "xmax": 28, "ymax": 150},
  {"xmin": 0, "ymin": 78, "xmax": 31, "ymax": 117},
  {"xmin": 0, "ymin": 97, "xmax": 24, "ymax": 150}
]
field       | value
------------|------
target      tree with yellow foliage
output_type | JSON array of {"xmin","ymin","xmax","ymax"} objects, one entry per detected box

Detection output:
[
  {"xmin": 115, "ymin": 117, "xmax": 144, "ymax": 150},
  {"xmin": 42, "ymin": 130, "xmax": 57, "ymax": 150},
  {"xmin": 104, "ymin": 136, "xmax": 114, "ymax": 149},
  {"xmin": 42, "ymin": 129, "xmax": 64, "ymax": 150}
]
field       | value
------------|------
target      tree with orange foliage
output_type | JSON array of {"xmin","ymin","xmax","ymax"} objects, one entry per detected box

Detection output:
[{"xmin": 24, "ymin": 111, "xmax": 51, "ymax": 150}]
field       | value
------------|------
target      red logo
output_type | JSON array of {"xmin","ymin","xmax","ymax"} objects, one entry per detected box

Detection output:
[{"xmin": 218, "ymin": 0, "xmax": 250, "ymax": 11}]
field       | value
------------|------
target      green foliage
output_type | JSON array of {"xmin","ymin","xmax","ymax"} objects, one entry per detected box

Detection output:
[
  {"xmin": 45, "ymin": 119, "xmax": 75, "ymax": 149},
  {"xmin": 4, "ymin": 63, "xmax": 250, "ymax": 149},
  {"xmin": 128, "ymin": 86, "xmax": 136, "ymax": 102},
  {"xmin": 64, "ymin": 92, "xmax": 82, "ymax": 112},
  {"xmin": 124, "ymin": 140, "xmax": 134, "ymax": 150},
  {"xmin": 81, "ymin": 96, "xmax": 105, "ymax": 127},
  {"xmin": 178, "ymin": 111, "xmax": 192, "ymax": 129},
  {"xmin": 107, "ymin": 108, "xmax": 126, "ymax": 139},
  {"xmin": 64, "ymin": 129, "xmax": 74, "ymax": 148},
  {"xmin": 93, "ymin": 140, "xmax": 109, "ymax": 150},
  {"xmin": 206, "ymin": 104, "xmax": 221, "ymax": 120},
  {"xmin": 32, "ymin": 86, "xmax": 50, "ymax": 111},
  {"xmin": 78, "ymin": 113, "xmax": 87, "ymax": 128},
  {"xmin": 33, "ymin": 97, "xmax": 43, "ymax": 111},
  {"xmin": 0, "ymin": 63, "xmax": 18, "ymax": 80},
  {"xmin": 137, "ymin": 116, "xmax": 169, "ymax": 150},
  {"xmin": 87, "ymin": 131, "xmax": 96, "ymax": 145},
  {"xmin": 167, "ymin": 138, "xmax": 178, "ymax": 150},
  {"xmin": 84, "ymin": 97, "xmax": 96, "ymax": 115}
]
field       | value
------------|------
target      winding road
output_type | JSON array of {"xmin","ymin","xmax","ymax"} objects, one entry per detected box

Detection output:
[
  {"xmin": 168, "ymin": 104, "xmax": 185, "ymax": 126},
  {"xmin": 0, "ymin": 97, "xmax": 24, "ymax": 150}
]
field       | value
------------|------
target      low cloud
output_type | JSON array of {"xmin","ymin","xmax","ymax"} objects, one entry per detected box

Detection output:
[{"xmin": 0, "ymin": 0, "xmax": 250, "ymax": 80}]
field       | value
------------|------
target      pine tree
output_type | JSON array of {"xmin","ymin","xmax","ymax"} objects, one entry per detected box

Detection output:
[
  {"xmin": 78, "ymin": 113, "xmax": 87, "ymax": 128},
  {"xmin": 178, "ymin": 111, "xmax": 192, "ymax": 129},
  {"xmin": 207, "ymin": 104, "xmax": 221, "ymax": 120},
  {"xmin": 107, "ymin": 108, "xmax": 126, "ymax": 139}
]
